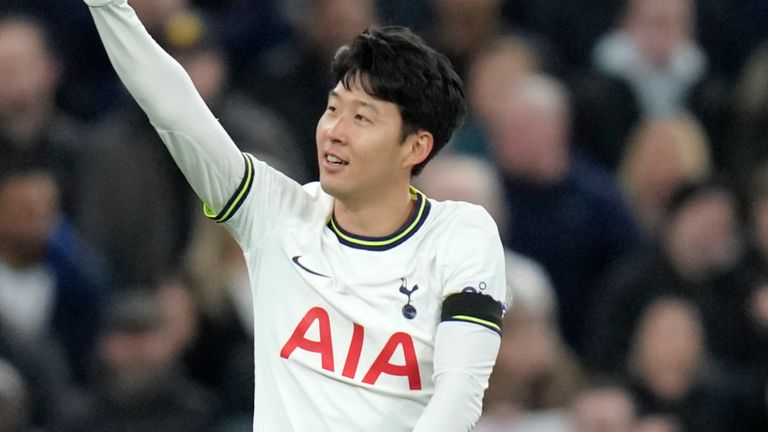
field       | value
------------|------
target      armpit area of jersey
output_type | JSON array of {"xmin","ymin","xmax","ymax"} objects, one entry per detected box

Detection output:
[
  {"xmin": 441, "ymin": 291, "xmax": 503, "ymax": 335},
  {"xmin": 203, "ymin": 153, "xmax": 254, "ymax": 223}
]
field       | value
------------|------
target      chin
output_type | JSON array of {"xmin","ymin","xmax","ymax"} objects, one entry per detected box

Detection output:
[{"xmin": 319, "ymin": 177, "xmax": 342, "ymax": 198}]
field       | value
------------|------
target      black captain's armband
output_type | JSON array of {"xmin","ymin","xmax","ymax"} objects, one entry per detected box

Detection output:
[
  {"xmin": 203, "ymin": 153, "xmax": 254, "ymax": 223},
  {"xmin": 441, "ymin": 291, "xmax": 504, "ymax": 335}
]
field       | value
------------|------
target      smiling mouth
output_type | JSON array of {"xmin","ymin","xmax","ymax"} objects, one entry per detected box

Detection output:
[{"xmin": 325, "ymin": 154, "xmax": 349, "ymax": 166}]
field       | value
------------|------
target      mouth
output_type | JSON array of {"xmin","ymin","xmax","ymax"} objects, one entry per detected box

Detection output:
[{"xmin": 323, "ymin": 152, "xmax": 349, "ymax": 166}]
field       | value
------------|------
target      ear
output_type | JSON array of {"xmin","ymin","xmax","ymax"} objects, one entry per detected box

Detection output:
[{"xmin": 402, "ymin": 131, "xmax": 434, "ymax": 170}]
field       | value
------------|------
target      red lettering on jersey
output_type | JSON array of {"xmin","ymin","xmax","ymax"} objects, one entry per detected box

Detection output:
[
  {"xmin": 280, "ymin": 307, "xmax": 334, "ymax": 371},
  {"xmin": 342, "ymin": 323, "xmax": 364, "ymax": 379},
  {"xmin": 362, "ymin": 332, "xmax": 422, "ymax": 390}
]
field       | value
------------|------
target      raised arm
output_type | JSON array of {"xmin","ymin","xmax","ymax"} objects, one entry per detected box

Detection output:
[{"xmin": 85, "ymin": 0, "xmax": 244, "ymax": 214}]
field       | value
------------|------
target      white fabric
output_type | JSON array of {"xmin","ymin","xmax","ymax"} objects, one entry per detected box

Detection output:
[
  {"xmin": 0, "ymin": 260, "xmax": 55, "ymax": 341},
  {"xmin": 413, "ymin": 322, "xmax": 501, "ymax": 432},
  {"xmin": 86, "ymin": 1, "xmax": 507, "ymax": 430},
  {"xmin": 593, "ymin": 31, "xmax": 706, "ymax": 115}
]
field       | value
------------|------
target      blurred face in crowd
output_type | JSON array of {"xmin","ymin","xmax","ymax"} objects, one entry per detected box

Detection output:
[
  {"xmin": 624, "ymin": 0, "xmax": 695, "ymax": 66},
  {"xmin": 468, "ymin": 39, "xmax": 538, "ymax": 123},
  {"xmin": 664, "ymin": 189, "xmax": 741, "ymax": 280},
  {"xmin": 631, "ymin": 298, "xmax": 704, "ymax": 401},
  {"xmin": 570, "ymin": 386, "xmax": 636, "ymax": 432},
  {"xmin": 177, "ymin": 49, "xmax": 227, "ymax": 104},
  {"xmin": 0, "ymin": 19, "xmax": 58, "ymax": 117},
  {"xmin": 0, "ymin": 172, "xmax": 59, "ymax": 267},
  {"xmin": 620, "ymin": 117, "xmax": 711, "ymax": 232},
  {"xmin": 98, "ymin": 324, "xmax": 179, "ymax": 403},
  {"xmin": 305, "ymin": 0, "xmax": 376, "ymax": 60},
  {"xmin": 488, "ymin": 76, "xmax": 570, "ymax": 185},
  {"xmin": 130, "ymin": 0, "xmax": 187, "ymax": 32}
]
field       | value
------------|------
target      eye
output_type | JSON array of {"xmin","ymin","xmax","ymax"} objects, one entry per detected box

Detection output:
[
  {"xmin": 354, "ymin": 114, "xmax": 369, "ymax": 123},
  {"xmin": 327, "ymin": 105, "xmax": 337, "ymax": 112}
]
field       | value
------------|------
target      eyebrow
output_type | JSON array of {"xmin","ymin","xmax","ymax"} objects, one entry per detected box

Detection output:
[{"xmin": 328, "ymin": 90, "xmax": 380, "ymax": 115}]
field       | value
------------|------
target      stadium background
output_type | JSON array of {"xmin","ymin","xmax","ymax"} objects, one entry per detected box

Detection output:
[{"xmin": 0, "ymin": 0, "xmax": 767, "ymax": 430}]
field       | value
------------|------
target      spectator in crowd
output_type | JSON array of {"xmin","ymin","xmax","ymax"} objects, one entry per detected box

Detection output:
[
  {"xmin": 592, "ymin": 0, "xmax": 706, "ymax": 116},
  {"xmin": 450, "ymin": 35, "xmax": 541, "ymax": 159},
  {"xmin": 0, "ymin": 161, "xmax": 109, "ymax": 384},
  {"xmin": 244, "ymin": 0, "xmax": 377, "ymax": 180},
  {"xmin": 485, "ymin": 74, "xmax": 640, "ymax": 351},
  {"xmin": 0, "ymin": 15, "xmax": 88, "ymax": 216},
  {"xmin": 57, "ymin": 289, "xmax": 218, "ymax": 432},
  {"xmin": 586, "ymin": 181, "xmax": 755, "ymax": 372},
  {"xmin": 626, "ymin": 297, "xmax": 767, "ymax": 432},
  {"xmin": 618, "ymin": 114, "xmax": 713, "ymax": 236}
]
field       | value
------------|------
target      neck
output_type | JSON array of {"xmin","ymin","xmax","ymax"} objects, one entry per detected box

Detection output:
[
  {"xmin": 0, "ymin": 244, "xmax": 45, "ymax": 270},
  {"xmin": 332, "ymin": 183, "xmax": 415, "ymax": 238}
]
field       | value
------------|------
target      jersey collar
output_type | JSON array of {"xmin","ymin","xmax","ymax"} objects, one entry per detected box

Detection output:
[{"xmin": 328, "ymin": 186, "xmax": 431, "ymax": 251}]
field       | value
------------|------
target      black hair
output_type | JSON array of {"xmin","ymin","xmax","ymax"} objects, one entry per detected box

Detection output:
[{"xmin": 331, "ymin": 26, "xmax": 466, "ymax": 175}]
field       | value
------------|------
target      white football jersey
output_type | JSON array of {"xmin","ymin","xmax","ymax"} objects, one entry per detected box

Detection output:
[
  {"xmin": 83, "ymin": 2, "xmax": 507, "ymax": 428},
  {"xmin": 210, "ymin": 155, "xmax": 507, "ymax": 431}
]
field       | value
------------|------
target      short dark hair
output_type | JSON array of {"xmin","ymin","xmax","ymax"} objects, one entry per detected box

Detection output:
[{"xmin": 331, "ymin": 26, "xmax": 466, "ymax": 175}]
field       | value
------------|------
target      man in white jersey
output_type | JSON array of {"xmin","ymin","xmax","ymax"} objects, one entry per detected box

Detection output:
[{"xmin": 83, "ymin": 0, "xmax": 508, "ymax": 430}]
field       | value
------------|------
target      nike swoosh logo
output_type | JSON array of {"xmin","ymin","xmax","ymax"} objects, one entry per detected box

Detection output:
[{"xmin": 292, "ymin": 256, "xmax": 331, "ymax": 278}]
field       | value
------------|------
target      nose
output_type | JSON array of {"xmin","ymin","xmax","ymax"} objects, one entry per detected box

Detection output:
[{"xmin": 324, "ymin": 115, "xmax": 347, "ymax": 144}]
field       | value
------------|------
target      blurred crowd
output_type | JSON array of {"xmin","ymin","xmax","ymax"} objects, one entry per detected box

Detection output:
[{"xmin": 0, "ymin": 0, "xmax": 767, "ymax": 431}]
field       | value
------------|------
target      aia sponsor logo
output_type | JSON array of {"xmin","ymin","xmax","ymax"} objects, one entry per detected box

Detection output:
[{"xmin": 280, "ymin": 306, "xmax": 422, "ymax": 390}]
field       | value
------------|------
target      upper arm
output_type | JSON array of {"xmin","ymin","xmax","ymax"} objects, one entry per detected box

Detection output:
[{"xmin": 438, "ymin": 206, "xmax": 508, "ymax": 333}]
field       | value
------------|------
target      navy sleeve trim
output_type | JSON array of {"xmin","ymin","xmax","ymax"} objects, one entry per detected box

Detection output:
[{"xmin": 203, "ymin": 153, "xmax": 254, "ymax": 223}]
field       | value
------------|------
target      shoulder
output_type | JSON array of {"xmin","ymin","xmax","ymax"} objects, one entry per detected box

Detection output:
[
  {"xmin": 299, "ymin": 181, "xmax": 335, "ymax": 215},
  {"xmin": 430, "ymin": 199, "xmax": 499, "ymax": 234},
  {"xmin": 428, "ymin": 199, "xmax": 503, "ymax": 258}
]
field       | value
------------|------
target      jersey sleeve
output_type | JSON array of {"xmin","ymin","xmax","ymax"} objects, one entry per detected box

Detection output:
[
  {"xmin": 438, "ymin": 205, "xmax": 508, "ymax": 334},
  {"xmin": 85, "ymin": 0, "xmax": 244, "ymax": 215},
  {"xmin": 86, "ymin": 0, "xmax": 314, "ymax": 247},
  {"xmin": 214, "ymin": 156, "xmax": 326, "ymax": 248}
]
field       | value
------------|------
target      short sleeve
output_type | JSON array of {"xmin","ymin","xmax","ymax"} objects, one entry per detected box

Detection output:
[
  {"xmin": 211, "ymin": 154, "xmax": 329, "ymax": 249},
  {"xmin": 438, "ymin": 205, "xmax": 508, "ymax": 333}
]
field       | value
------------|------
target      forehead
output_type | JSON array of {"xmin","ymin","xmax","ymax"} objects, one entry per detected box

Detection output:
[
  {"xmin": 328, "ymin": 80, "xmax": 401, "ymax": 115},
  {"xmin": 0, "ymin": 22, "xmax": 46, "ymax": 54}
]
